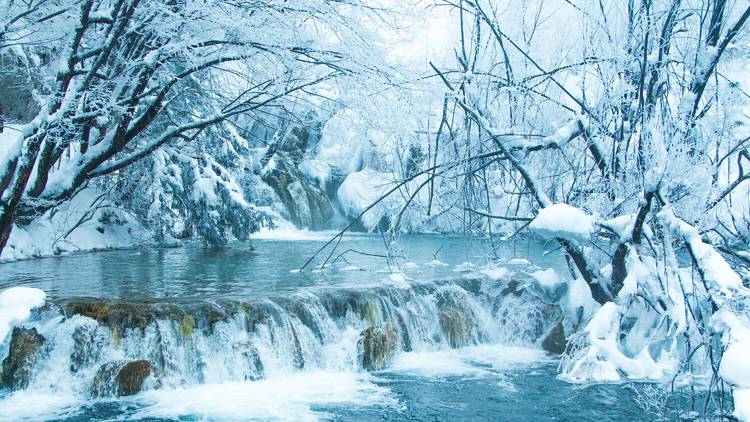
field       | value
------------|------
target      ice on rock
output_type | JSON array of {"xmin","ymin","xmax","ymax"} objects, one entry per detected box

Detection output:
[
  {"xmin": 299, "ymin": 159, "xmax": 332, "ymax": 191},
  {"xmin": 529, "ymin": 204, "xmax": 596, "ymax": 242},
  {"xmin": 453, "ymin": 262, "xmax": 475, "ymax": 272},
  {"xmin": 424, "ymin": 260, "xmax": 448, "ymax": 267}
]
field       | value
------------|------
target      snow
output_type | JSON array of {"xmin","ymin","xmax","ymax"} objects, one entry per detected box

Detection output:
[
  {"xmin": 735, "ymin": 389, "xmax": 750, "ymax": 421},
  {"xmin": 600, "ymin": 215, "xmax": 635, "ymax": 240},
  {"xmin": 562, "ymin": 302, "xmax": 676, "ymax": 383},
  {"xmin": 508, "ymin": 258, "xmax": 530, "ymax": 266},
  {"xmin": 659, "ymin": 207, "xmax": 743, "ymax": 295},
  {"xmin": 0, "ymin": 188, "xmax": 145, "ymax": 262},
  {"xmin": 644, "ymin": 166, "xmax": 664, "ymax": 193},
  {"xmin": 336, "ymin": 168, "xmax": 395, "ymax": 230},
  {"xmin": 0, "ymin": 287, "xmax": 46, "ymax": 341},
  {"xmin": 618, "ymin": 250, "xmax": 652, "ymax": 298},
  {"xmin": 479, "ymin": 267, "xmax": 509, "ymax": 280},
  {"xmin": 529, "ymin": 268, "xmax": 563, "ymax": 293},
  {"xmin": 720, "ymin": 339, "xmax": 750, "ymax": 388},
  {"xmin": 385, "ymin": 272, "xmax": 410, "ymax": 288},
  {"xmin": 561, "ymin": 278, "xmax": 600, "ymax": 322},
  {"xmin": 89, "ymin": 8, "xmax": 113, "ymax": 22},
  {"xmin": 529, "ymin": 203, "xmax": 596, "ymax": 242},
  {"xmin": 298, "ymin": 159, "xmax": 332, "ymax": 192},
  {"xmin": 540, "ymin": 119, "xmax": 582, "ymax": 148},
  {"xmin": 0, "ymin": 124, "xmax": 24, "ymax": 164},
  {"xmin": 424, "ymin": 259, "xmax": 448, "ymax": 267},
  {"xmin": 192, "ymin": 177, "xmax": 220, "ymax": 206},
  {"xmin": 713, "ymin": 309, "xmax": 750, "ymax": 420},
  {"xmin": 389, "ymin": 272, "xmax": 407, "ymax": 282},
  {"xmin": 453, "ymin": 261, "xmax": 476, "ymax": 272}
]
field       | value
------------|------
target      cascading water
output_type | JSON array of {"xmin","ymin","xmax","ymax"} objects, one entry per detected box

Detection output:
[
  {"xmin": 0, "ymin": 237, "xmax": 650, "ymax": 421},
  {"xmin": 0, "ymin": 277, "xmax": 562, "ymax": 420}
]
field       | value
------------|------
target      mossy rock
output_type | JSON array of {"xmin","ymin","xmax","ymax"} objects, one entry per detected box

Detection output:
[
  {"xmin": 1, "ymin": 327, "xmax": 45, "ymax": 389},
  {"xmin": 180, "ymin": 315, "xmax": 196, "ymax": 338},
  {"xmin": 261, "ymin": 152, "xmax": 333, "ymax": 229},
  {"xmin": 542, "ymin": 320, "xmax": 567, "ymax": 355},
  {"xmin": 358, "ymin": 324, "xmax": 398, "ymax": 371},
  {"xmin": 91, "ymin": 360, "xmax": 151, "ymax": 397}
]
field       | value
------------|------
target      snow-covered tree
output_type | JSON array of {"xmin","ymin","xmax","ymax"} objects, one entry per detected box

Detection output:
[
  {"xmin": 0, "ymin": 0, "xmax": 383, "ymax": 249},
  {"xmin": 411, "ymin": 0, "xmax": 750, "ymax": 417}
]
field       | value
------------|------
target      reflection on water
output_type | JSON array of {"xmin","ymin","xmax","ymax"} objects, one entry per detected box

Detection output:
[{"xmin": 0, "ymin": 234, "xmax": 566, "ymax": 300}]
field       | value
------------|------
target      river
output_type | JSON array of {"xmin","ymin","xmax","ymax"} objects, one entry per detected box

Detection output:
[{"xmin": 0, "ymin": 234, "xmax": 648, "ymax": 421}]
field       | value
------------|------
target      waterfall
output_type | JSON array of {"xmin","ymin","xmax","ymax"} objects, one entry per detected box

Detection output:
[{"xmin": 0, "ymin": 276, "xmax": 562, "ymax": 418}]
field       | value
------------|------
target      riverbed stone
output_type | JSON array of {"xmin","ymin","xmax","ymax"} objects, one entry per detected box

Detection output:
[
  {"xmin": 439, "ymin": 305, "xmax": 471, "ymax": 348},
  {"xmin": 90, "ymin": 360, "xmax": 151, "ymax": 397},
  {"xmin": 358, "ymin": 324, "xmax": 398, "ymax": 371},
  {"xmin": 1, "ymin": 327, "xmax": 45, "ymax": 389},
  {"xmin": 437, "ymin": 290, "xmax": 480, "ymax": 348},
  {"xmin": 541, "ymin": 320, "xmax": 567, "ymax": 355}
]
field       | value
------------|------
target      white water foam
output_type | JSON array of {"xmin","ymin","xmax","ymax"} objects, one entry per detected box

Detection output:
[
  {"xmin": 384, "ymin": 344, "xmax": 548, "ymax": 379},
  {"xmin": 133, "ymin": 371, "xmax": 396, "ymax": 421},
  {"xmin": 0, "ymin": 390, "xmax": 82, "ymax": 421}
]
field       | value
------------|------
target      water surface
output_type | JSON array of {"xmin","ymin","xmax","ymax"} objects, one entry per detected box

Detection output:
[{"xmin": 0, "ymin": 234, "xmax": 652, "ymax": 421}]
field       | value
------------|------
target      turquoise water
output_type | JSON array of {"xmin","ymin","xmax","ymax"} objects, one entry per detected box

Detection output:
[
  {"xmin": 0, "ymin": 234, "xmax": 566, "ymax": 299},
  {"xmin": 0, "ymin": 234, "xmax": 655, "ymax": 421}
]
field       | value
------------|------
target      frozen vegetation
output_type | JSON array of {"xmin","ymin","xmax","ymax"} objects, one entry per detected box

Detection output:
[{"xmin": 1, "ymin": 0, "xmax": 750, "ymax": 420}]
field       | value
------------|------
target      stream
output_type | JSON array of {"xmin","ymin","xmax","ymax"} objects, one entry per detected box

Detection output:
[{"xmin": 0, "ymin": 234, "xmax": 648, "ymax": 421}]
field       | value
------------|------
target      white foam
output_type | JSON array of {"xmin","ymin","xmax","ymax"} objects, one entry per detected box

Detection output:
[
  {"xmin": 0, "ymin": 390, "xmax": 81, "ymax": 421},
  {"xmin": 385, "ymin": 344, "xmax": 548, "ymax": 379},
  {"xmin": 251, "ymin": 220, "xmax": 339, "ymax": 241},
  {"xmin": 133, "ymin": 371, "xmax": 396, "ymax": 421}
]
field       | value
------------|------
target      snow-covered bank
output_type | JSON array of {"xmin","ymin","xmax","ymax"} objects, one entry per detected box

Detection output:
[
  {"xmin": 0, "ymin": 188, "xmax": 148, "ymax": 263},
  {"xmin": 0, "ymin": 126, "xmax": 149, "ymax": 263}
]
